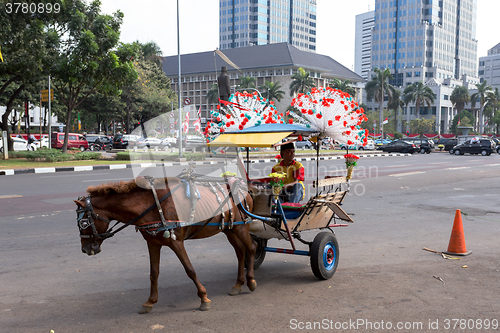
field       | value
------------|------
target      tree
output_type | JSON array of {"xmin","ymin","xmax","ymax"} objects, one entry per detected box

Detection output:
[
  {"xmin": 450, "ymin": 110, "xmax": 475, "ymax": 134},
  {"xmin": 206, "ymin": 84, "xmax": 219, "ymax": 105},
  {"xmin": 471, "ymin": 80, "xmax": 494, "ymax": 133},
  {"xmin": 387, "ymin": 87, "xmax": 404, "ymax": 133},
  {"xmin": 365, "ymin": 67, "xmax": 394, "ymax": 134},
  {"xmin": 289, "ymin": 67, "xmax": 315, "ymax": 96},
  {"xmin": 329, "ymin": 78, "xmax": 356, "ymax": 97},
  {"xmin": 403, "ymin": 81, "xmax": 435, "ymax": 119},
  {"xmin": 409, "ymin": 117, "xmax": 435, "ymax": 135},
  {"xmin": 237, "ymin": 76, "xmax": 256, "ymax": 91},
  {"xmin": 259, "ymin": 81, "xmax": 285, "ymax": 107},
  {"xmin": 0, "ymin": 6, "xmax": 58, "ymax": 150},
  {"xmin": 50, "ymin": 0, "xmax": 138, "ymax": 152},
  {"xmin": 450, "ymin": 85, "xmax": 470, "ymax": 116}
]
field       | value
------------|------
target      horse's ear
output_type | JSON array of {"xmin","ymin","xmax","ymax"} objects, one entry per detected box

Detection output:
[{"xmin": 74, "ymin": 200, "xmax": 85, "ymax": 208}]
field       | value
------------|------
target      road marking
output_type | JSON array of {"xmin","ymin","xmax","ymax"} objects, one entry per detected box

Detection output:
[
  {"xmin": 0, "ymin": 195, "xmax": 23, "ymax": 199},
  {"xmin": 389, "ymin": 171, "xmax": 425, "ymax": 177},
  {"xmin": 40, "ymin": 172, "xmax": 110, "ymax": 178},
  {"xmin": 429, "ymin": 162, "xmax": 452, "ymax": 164},
  {"xmin": 484, "ymin": 163, "xmax": 500, "ymax": 166},
  {"xmin": 82, "ymin": 178, "xmax": 126, "ymax": 183},
  {"xmin": 385, "ymin": 165, "xmax": 411, "ymax": 168},
  {"xmin": 446, "ymin": 167, "xmax": 470, "ymax": 170}
]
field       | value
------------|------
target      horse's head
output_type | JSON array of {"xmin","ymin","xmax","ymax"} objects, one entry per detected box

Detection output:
[{"xmin": 74, "ymin": 195, "xmax": 112, "ymax": 256}]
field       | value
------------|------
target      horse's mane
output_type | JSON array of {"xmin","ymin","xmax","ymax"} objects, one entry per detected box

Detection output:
[{"xmin": 87, "ymin": 177, "xmax": 180, "ymax": 196}]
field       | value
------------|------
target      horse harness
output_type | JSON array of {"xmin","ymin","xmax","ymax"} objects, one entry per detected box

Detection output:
[{"xmin": 76, "ymin": 172, "xmax": 251, "ymax": 243}]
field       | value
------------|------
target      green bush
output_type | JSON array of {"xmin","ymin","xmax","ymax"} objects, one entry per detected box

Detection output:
[
  {"xmin": 73, "ymin": 152, "xmax": 102, "ymax": 160},
  {"xmin": 45, "ymin": 153, "xmax": 72, "ymax": 162}
]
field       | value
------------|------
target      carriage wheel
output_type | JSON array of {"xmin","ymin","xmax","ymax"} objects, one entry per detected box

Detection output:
[
  {"xmin": 245, "ymin": 235, "xmax": 267, "ymax": 270},
  {"xmin": 310, "ymin": 232, "xmax": 339, "ymax": 280}
]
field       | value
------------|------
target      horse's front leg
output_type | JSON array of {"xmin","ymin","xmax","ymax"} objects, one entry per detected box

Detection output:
[
  {"xmin": 140, "ymin": 241, "xmax": 161, "ymax": 314},
  {"xmin": 231, "ymin": 225, "xmax": 257, "ymax": 293},
  {"xmin": 169, "ymin": 239, "xmax": 211, "ymax": 311}
]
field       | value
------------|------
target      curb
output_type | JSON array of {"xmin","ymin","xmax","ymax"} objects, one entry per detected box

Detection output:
[{"xmin": 0, "ymin": 153, "xmax": 411, "ymax": 176}]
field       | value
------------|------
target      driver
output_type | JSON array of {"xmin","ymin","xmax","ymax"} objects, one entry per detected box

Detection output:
[{"xmin": 271, "ymin": 141, "xmax": 305, "ymax": 203}]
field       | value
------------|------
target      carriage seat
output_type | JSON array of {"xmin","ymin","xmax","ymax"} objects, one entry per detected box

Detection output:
[{"xmin": 274, "ymin": 202, "xmax": 308, "ymax": 219}]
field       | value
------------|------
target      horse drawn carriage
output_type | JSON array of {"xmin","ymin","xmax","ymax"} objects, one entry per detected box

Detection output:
[{"xmin": 75, "ymin": 86, "xmax": 367, "ymax": 312}]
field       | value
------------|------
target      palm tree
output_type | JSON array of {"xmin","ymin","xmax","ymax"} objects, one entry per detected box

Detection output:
[
  {"xmin": 289, "ymin": 67, "xmax": 315, "ymax": 96},
  {"xmin": 450, "ymin": 86, "xmax": 470, "ymax": 116},
  {"xmin": 259, "ymin": 81, "xmax": 285, "ymax": 107},
  {"xmin": 471, "ymin": 80, "xmax": 493, "ymax": 133},
  {"xmin": 387, "ymin": 87, "xmax": 404, "ymax": 133},
  {"xmin": 365, "ymin": 67, "xmax": 394, "ymax": 134},
  {"xmin": 237, "ymin": 75, "xmax": 256, "ymax": 90},
  {"xmin": 329, "ymin": 78, "xmax": 356, "ymax": 97},
  {"xmin": 206, "ymin": 84, "xmax": 219, "ymax": 105},
  {"xmin": 403, "ymin": 81, "xmax": 436, "ymax": 119}
]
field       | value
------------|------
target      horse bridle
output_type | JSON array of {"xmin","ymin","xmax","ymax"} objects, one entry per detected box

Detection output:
[{"xmin": 76, "ymin": 195, "xmax": 115, "ymax": 243}]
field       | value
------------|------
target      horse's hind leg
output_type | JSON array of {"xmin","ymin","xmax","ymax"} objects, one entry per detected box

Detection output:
[
  {"xmin": 140, "ymin": 241, "xmax": 162, "ymax": 314},
  {"xmin": 169, "ymin": 240, "xmax": 211, "ymax": 311},
  {"xmin": 233, "ymin": 225, "xmax": 257, "ymax": 292},
  {"xmin": 224, "ymin": 227, "xmax": 257, "ymax": 295}
]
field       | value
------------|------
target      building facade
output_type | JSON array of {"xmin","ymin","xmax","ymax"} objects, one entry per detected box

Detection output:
[
  {"xmin": 362, "ymin": 0, "xmax": 481, "ymax": 134},
  {"xmin": 219, "ymin": 0, "xmax": 317, "ymax": 52},
  {"xmin": 479, "ymin": 42, "xmax": 500, "ymax": 91},
  {"xmin": 162, "ymin": 43, "xmax": 363, "ymax": 130},
  {"xmin": 354, "ymin": 10, "xmax": 375, "ymax": 80}
]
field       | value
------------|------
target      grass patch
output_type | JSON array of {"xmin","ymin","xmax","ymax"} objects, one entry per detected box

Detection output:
[{"xmin": 115, "ymin": 151, "xmax": 205, "ymax": 161}]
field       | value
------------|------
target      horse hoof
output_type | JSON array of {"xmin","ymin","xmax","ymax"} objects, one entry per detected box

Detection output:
[
  {"xmin": 199, "ymin": 301, "xmax": 211, "ymax": 311},
  {"xmin": 139, "ymin": 305, "xmax": 153, "ymax": 314},
  {"xmin": 248, "ymin": 280, "xmax": 257, "ymax": 292},
  {"xmin": 229, "ymin": 287, "xmax": 241, "ymax": 296}
]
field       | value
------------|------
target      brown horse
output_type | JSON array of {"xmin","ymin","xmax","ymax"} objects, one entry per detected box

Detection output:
[{"xmin": 74, "ymin": 176, "xmax": 256, "ymax": 313}]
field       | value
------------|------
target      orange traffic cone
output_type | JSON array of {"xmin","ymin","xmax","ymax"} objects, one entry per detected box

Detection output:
[{"xmin": 443, "ymin": 209, "xmax": 471, "ymax": 256}]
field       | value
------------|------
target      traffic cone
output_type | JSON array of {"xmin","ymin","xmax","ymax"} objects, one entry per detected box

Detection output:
[{"xmin": 443, "ymin": 209, "xmax": 471, "ymax": 256}]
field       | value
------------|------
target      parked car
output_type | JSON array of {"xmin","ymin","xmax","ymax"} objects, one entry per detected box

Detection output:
[
  {"xmin": 403, "ymin": 138, "xmax": 434, "ymax": 154},
  {"xmin": 131, "ymin": 137, "xmax": 165, "ymax": 151},
  {"xmin": 340, "ymin": 139, "xmax": 375, "ymax": 150},
  {"xmin": 160, "ymin": 137, "xmax": 176, "ymax": 148},
  {"xmin": 178, "ymin": 135, "xmax": 206, "ymax": 149},
  {"xmin": 295, "ymin": 140, "xmax": 313, "ymax": 149},
  {"xmin": 51, "ymin": 132, "xmax": 89, "ymax": 151},
  {"xmin": 442, "ymin": 138, "xmax": 458, "ymax": 151},
  {"xmin": 381, "ymin": 140, "xmax": 417, "ymax": 153},
  {"xmin": 374, "ymin": 138, "xmax": 392, "ymax": 150},
  {"xmin": 0, "ymin": 137, "xmax": 37, "ymax": 153},
  {"xmin": 34, "ymin": 137, "xmax": 49, "ymax": 149},
  {"xmin": 112, "ymin": 134, "xmax": 140, "ymax": 149},
  {"xmin": 450, "ymin": 139, "xmax": 494, "ymax": 156}
]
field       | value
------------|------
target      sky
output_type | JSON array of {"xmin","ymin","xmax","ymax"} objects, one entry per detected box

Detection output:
[{"xmin": 100, "ymin": 0, "xmax": 499, "ymax": 72}]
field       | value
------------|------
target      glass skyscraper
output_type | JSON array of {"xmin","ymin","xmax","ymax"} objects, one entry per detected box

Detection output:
[
  {"xmin": 219, "ymin": 0, "xmax": 317, "ymax": 52},
  {"xmin": 371, "ymin": 0, "xmax": 479, "ymax": 86}
]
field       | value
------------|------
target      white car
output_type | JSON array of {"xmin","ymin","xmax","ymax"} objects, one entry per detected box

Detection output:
[
  {"xmin": 34, "ymin": 137, "xmax": 50, "ymax": 149},
  {"xmin": 0, "ymin": 137, "xmax": 37, "ymax": 153}
]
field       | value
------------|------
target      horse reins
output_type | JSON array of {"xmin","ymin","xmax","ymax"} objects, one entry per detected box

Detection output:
[{"xmin": 76, "ymin": 183, "xmax": 183, "ymax": 242}]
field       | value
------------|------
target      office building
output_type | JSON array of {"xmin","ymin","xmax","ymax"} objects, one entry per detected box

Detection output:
[
  {"xmin": 354, "ymin": 10, "xmax": 375, "ymax": 80},
  {"xmin": 219, "ymin": 0, "xmax": 317, "ymax": 52},
  {"xmin": 479, "ymin": 42, "xmax": 500, "ymax": 91},
  {"xmin": 362, "ymin": 0, "xmax": 481, "ymax": 134}
]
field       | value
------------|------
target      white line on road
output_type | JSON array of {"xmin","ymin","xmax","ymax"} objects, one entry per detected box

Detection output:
[
  {"xmin": 81, "ymin": 178, "xmax": 127, "ymax": 183},
  {"xmin": 446, "ymin": 167, "xmax": 470, "ymax": 170},
  {"xmin": 0, "ymin": 195, "xmax": 23, "ymax": 199},
  {"xmin": 484, "ymin": 163, "xmax": 500, "ymax": 166},
  {"xmin": 40, "ymin": 172, "xmax": 110, "ymax": 178},
  {"xmin": 389, "ymin": 171, "xmax": 425, "ymax": 177},
  {"xmin": 428, "ymin": 162, "xmax": 452, "ymax": 164}
]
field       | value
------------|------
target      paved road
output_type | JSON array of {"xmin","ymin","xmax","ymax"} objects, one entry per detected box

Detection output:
[{"xmin": 1, "ymin": 153, "xmax": 500, "ymax": 332}]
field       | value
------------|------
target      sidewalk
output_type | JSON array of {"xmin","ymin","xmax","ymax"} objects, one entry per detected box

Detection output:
[{"xmin": 0, "ymin": 150, "xmax": 410, "ymax": 176}]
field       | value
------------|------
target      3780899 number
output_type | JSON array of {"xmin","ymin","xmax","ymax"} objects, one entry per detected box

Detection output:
[{"xmin": 5, "ymin": 2, "xmax": 61, "ymax": 14}]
